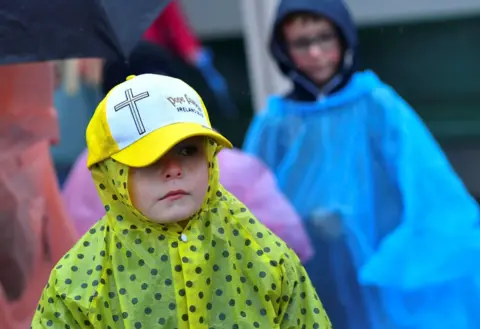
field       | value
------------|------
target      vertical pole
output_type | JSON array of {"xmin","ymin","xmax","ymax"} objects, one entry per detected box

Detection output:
[{"xmin": 240, "ymin": 0, "xmax": 290, "ymax": 113}]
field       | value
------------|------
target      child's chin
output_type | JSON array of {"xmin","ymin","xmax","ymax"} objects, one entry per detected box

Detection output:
[
  {"xmin": 147, "ymin": 207, "xmax": 199, "ymax": 224},
  {"xmin": 312, "ymin": 71, "xmax": 335, "ymax": 85}
]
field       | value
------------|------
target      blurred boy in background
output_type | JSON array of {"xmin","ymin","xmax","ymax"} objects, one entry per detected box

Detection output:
[{"xmin": 243, "ymin": 0, "xmax": 480, "ymax": 328}]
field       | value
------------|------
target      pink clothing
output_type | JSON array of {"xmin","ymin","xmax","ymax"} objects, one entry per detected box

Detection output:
[{"xmin": 63, "ymin": 148, "xmax": 313, "ymax": 262}]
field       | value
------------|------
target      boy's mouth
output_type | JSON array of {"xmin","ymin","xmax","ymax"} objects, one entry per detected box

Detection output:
[{"xmin": 160, "ymin": 189, "xmax": 189, "ymax": 201}]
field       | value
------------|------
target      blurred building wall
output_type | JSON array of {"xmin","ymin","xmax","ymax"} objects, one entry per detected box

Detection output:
[{"xmin": 181, "ymin": 0, "xmax": 480, "ymax": 39}]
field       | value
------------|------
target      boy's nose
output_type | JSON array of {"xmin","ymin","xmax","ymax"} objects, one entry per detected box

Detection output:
[
  {"xmin": 162, "ymin": 158, "xmax": 183, "ymax": 179},
  {"xmin": 308, "ymin": 44, "xmax": 324, "ymax": 58}
]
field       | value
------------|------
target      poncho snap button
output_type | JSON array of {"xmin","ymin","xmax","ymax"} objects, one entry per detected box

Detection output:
[{"xmin": 180, "ymin": 233, "xmax": 188, "ymax": 242}]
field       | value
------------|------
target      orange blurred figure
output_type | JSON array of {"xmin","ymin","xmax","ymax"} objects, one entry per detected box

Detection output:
[{"xmin": 0, "ymin": 62, "xmax": 77, "ymax": 329}]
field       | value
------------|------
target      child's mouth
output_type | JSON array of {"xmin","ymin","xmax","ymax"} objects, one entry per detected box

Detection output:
[{"xmin": 160, "ymin": 190, "xmax": 188, "ymax": 201}]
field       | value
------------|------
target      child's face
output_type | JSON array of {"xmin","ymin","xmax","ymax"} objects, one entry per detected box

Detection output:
[
  {"xmin": 283, "ymin": 16, "xmax": 342, "ymax": 87},
  {"xmin": 129, "ymin": 137, "xmax": 209, "ymax": 224}
]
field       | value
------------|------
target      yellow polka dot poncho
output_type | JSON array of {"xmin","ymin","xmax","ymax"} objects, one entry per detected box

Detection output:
[{"xmin": 31, "ymin": 140, "xmax": 331, "ymax": 329}]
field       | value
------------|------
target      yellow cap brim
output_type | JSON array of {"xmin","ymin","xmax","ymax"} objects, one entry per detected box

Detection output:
[{"xmin": 110, "ymin": 123, "xmax": 232, "ymax": 168}]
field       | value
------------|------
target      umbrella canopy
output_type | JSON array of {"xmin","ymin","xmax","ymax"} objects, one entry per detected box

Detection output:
[{"xmin": 0, "ymin": 0, "xmax": 171, "ymax": 65}]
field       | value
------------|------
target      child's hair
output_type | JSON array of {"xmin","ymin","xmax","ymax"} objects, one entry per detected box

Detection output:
[{"xmin": 281, "ymin": 11, "xmax": 325, "ymax": 27}]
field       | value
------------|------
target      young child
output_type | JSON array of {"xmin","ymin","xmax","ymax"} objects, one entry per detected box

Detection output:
[
  {"xmin": 243, "ymin": 0, "xmax": 480, "ymax": 328},
  {"xmin": 32, "ymin": 74, "xmax": 330, "ymax": 328}
]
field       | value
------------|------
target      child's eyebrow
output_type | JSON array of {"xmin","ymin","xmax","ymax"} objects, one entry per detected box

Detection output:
[{"xmin": 176, "ymin": 141, "xmax": 200, "ymax": 148}]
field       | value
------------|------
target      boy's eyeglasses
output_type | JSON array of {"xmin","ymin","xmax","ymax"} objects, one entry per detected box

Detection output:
[{"xmin": 287, "ymin": 32, "xmax": 338, "ymax": 52}]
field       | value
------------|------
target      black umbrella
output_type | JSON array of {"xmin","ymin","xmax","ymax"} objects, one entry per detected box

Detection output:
[{"xmin": 0, "ymin": 0, "xmax": 171, "ymax": 65}]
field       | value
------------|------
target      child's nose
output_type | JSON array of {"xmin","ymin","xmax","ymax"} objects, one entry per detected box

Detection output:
[
  {"xmin": 308, "ymin": 44, "xmax": 324, "ymax": 57},
  {"xmin": 162, "ymin": 158, "xmax": 183, "ymax": 179}
]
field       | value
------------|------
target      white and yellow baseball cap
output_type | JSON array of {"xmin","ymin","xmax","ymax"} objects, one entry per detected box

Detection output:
[{"xmin": 86, "ymin": 74, "xmax": 232, "ymax": 168}]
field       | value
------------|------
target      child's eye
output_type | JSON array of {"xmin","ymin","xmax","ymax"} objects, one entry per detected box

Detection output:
[{"xmin": 178, "ymin": 145, "xmax": 199, "ymax": 156}]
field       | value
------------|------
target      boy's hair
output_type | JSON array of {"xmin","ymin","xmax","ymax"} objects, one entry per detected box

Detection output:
[{"xmin": 281, "ymin": 11, "xmax": 325, "ymax": 27}]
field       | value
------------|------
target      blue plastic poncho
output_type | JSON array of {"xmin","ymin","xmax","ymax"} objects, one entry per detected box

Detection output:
[{"xmin": 243, "ymin": 70, "xmax": 480, "ymax": 329}]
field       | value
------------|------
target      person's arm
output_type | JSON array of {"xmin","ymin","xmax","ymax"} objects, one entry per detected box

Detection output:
[
  {"xmin": 359, "ymin": 86, "xmax": 480, "ymax": 289},
  {"xmin": 31, "ymin": 273, "xmax": 86, "ymax": 328},
  {"xmin": 278, "ymin": 254, "xmax": 332, "ymax": 329},
  {"xmin": 375, "ymin": 87, "xmax": 477, "ymax": 227},
  {"xmin": 237, "ymin": 153, "xmax": 314, "ymax": 262}
]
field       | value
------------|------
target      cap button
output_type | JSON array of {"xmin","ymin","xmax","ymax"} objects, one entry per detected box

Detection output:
[{"xmin": 126, "ymin": 75, "xmax": 136, "ymax": 81}]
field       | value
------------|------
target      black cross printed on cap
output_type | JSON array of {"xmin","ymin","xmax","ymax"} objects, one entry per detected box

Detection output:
[{"xmin": 114, "ymin": 88, "xmax": 150, "ymax": 135}]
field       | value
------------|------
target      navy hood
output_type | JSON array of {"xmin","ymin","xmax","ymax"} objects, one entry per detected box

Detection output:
[{"xmin": 270, "ymin": 0, "xmax": 358, "ymax": 100}]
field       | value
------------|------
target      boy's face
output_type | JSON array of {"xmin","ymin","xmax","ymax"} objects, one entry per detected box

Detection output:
[
  {"xmin": 283, "ymin": 16, "xmax": 342, "ymax": 87},
  {"xmin": 129, "ymin": 137, "xmax": 209, "ymax": 224}
]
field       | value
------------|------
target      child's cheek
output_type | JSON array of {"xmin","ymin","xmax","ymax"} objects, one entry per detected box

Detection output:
[{"xmin": 328, "ymin": 46, "xmax": 343, "ymax": 66}]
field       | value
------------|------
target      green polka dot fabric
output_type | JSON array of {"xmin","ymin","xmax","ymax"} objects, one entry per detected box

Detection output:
[{"xmin": 31, "ymin": 140, "xmax": 331, "ymax": 328}]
